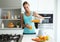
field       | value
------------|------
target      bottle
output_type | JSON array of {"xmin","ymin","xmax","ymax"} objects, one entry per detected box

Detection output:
[
  {"xmin": 15, "ymin": 15, "xmax": 17, "ymax": 19},
  {"xmin": 2, "ymin": 22, "xmax": 4, "ymax": 29},
  {"xmin": 17, "ymin": 25, "xmax": 19, "ymax": 28},
  {"xmin": 8, "ymin": 11, "xmax": 11, "ymax": 19},
  {"xmin": 11, "ymin": 16, "xmax": 14, "ymax": 19}
]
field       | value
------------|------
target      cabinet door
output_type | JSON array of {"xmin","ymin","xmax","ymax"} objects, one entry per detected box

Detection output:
[
  {"xmin": 0, "ymin": 0, "xmax": 21, "ymax": 9},
  {"xmin": 37, "ymin": 0, "xmax": 55, "ymax": 13},
  {"xmin": 21, "ymin": 0, "xmax": 38, "ymax": 13}
]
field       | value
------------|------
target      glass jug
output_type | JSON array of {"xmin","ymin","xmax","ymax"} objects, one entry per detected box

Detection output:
[{"xmin": 31, "ymin": 16, "xmax": 43, "ymax": 23}]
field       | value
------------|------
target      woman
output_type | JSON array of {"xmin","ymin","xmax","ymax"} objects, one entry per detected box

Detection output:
[{"xmin": 20, "ymin": 1, "xmax": 44, "ymax": 34}]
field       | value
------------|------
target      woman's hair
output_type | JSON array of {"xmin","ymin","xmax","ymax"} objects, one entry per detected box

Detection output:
[{"xmin": 23, "ymin": 1, "xmax": 29, "ymax": 6}]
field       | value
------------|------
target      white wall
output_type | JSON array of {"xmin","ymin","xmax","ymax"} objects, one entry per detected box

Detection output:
[
  {"xmin": 21, "ymin": 0, "xmax": 54, "ymax": 13},
  {"xmin": 37, "ymin": 0, "xmax": 54, "ymax": 13},
  {"xmin": 57, "ymin": 0, "xmax": 60, "ymax": 42}
]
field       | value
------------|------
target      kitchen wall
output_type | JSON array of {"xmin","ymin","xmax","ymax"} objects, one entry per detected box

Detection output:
[
  {"xmin": 37, "ymin": 0, "xmax": 55, "ymax": 13},
  {"xmin": 21, "ymin": 0, "xmax": 55, "ymax": 13},
  {"xmin": 57, "ymin": 0, "xmax": 60, "ymax": 42}
]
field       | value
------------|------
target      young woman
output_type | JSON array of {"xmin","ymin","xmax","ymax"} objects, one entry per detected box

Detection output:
[{"xmin": 20, "ymin": 1, "xmax": 44, "ymax": 34}]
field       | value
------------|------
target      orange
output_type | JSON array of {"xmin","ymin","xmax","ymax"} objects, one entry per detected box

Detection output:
[
  {"xmin": 38, "ymin": 36, "xmax": 44, "ymax": 41},
  {"xmin": 46, "ymin": 36, "xmax": 49, "ymax": 40},
  {"xmin": 38, "ymin": 36, "xmax": 43, "ymax": 39},
  {"xmin": 42, "ymin": 36, "xmax": 49, "ymax": 41},
  {"xmin": 43, "ymin": 36, "xmax": 47, "ymax": 41}
]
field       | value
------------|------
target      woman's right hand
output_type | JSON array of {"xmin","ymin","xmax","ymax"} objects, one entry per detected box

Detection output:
[
  {"xmin": 25, "ymin": 24, "xmax": 30, "ymax": 28},
  {"xmin": 25, "ymin": 24, "xmax": 32, "ymax": 29}
]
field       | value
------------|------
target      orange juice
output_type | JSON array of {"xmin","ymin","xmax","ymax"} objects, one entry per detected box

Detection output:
[{"xmin": 32, "ymin": 19, "xmax": 40, "ymax": 23}]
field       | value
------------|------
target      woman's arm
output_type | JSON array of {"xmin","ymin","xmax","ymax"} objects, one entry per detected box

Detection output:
[
  {"xmin": 33, "ymin": 12, "xmax": 44, "ymax": 19},
  {"xmin": 20, "ymin": 14, "xmax": 25, "ymax": 28}
]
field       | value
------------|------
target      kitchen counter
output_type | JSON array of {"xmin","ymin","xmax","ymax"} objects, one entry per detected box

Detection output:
[
  {"xmin": 22, "ymin": 28, "xmax": 55, "ymax": 42},
  {"xmin": 22, "ymin": 29, "xmax": 39, "ymax": 42},
  {"xmin": 22, "ymin": 34, "xmax": 37, "ymax": 42}
]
